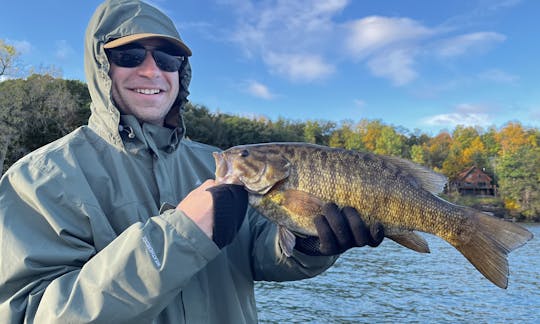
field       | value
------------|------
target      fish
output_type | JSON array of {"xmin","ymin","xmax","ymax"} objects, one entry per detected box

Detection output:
[{"xmin": 213, "ymin": 142, "xmax": 533, "ymax": 289}]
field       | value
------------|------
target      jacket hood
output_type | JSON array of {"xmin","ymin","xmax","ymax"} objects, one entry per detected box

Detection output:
[{"xmin": 84, "ymin": 0, "xmax": 191, "ymax": 147}]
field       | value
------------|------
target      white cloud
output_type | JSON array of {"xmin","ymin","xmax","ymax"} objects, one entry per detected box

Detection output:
[
  {"xmin": 344, "ymin": 18, "xmax": 507, "ymax": 86},
  {"xmin": 366, "ymin": 48, "xmax": 417, "ymax": 86},
  {"xmin": 343, "ymin": 16, "xmax": 433, "ymax": 85},
  {"xmin": 435, "ymin": 32, "xmax": 506, "ymax": 57},
  {"xmin": 226, "ymin": 0, "xmax": 345, "ymax": 81},
  {"xmin": 423, "ymin": 113, "xmax": 492, "ymax": 128},
  {"xmin": 422, "ymin": 103, "xmax": 493, "ymax": 127},
  {"xmin": 221, "ymin": 1, "xmax": 508, "ymax": 86},
  {"xmin": 264, "ymin": 52, "xmax": 335, "ymax": 82},
  {"xmin": 345, "ymin": 16, "xmax": 433, "ymax": 58},
  {"xmin": 246, "ymin": 80, "xmax": 275, "ymax": 99}
]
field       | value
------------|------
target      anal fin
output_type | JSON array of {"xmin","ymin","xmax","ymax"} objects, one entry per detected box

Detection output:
[{"xmin": 388, "ymin": 231, "xmax": 430, "ymax": 253}]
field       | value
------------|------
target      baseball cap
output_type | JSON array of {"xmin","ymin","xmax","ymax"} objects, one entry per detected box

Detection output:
[{"xmin": 104, "ymin": 33, "xmax": 192, "ymax": 56}]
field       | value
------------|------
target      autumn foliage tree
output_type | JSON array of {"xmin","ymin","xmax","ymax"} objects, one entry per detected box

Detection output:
[
  {"xmin": 494, "ymin": 124, "xmax": 540, "ymax": 219},
  {"xmin": 1, "ymin": 73, "xmax": 539, "ymax": 220},
  {"xmin": 0, "ymin": 39, "xmax": 20, "ymax": 78}
]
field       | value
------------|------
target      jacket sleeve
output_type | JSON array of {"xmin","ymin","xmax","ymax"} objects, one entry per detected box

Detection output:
[
  {"xmin": 0, "ymin": 164, "xmax": 221, "ymax": 323},
  {"xmin": 246, "ymin": 208, "xmax": 338, "ymax": 282}
]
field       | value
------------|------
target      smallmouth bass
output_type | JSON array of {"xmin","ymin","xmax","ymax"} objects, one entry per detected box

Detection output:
[{"xmin": 213, "ymin": 142, "xmax": 533, "ymax": 289}]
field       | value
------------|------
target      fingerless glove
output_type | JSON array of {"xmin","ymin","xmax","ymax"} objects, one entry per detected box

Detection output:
[{"xmin": 207, "ymin": 184, "xmax": 249, "ymax": 249}]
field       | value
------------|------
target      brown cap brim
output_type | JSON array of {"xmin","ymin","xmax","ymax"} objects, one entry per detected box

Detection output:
[{"xmin": 104, "ymin": 33, "xmax": 192, "ymax": 56}]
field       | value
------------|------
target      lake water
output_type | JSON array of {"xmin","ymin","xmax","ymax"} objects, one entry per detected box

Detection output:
[{"xmin": 255, "ymin": 224, "xmax": 540, "ymax": 323}]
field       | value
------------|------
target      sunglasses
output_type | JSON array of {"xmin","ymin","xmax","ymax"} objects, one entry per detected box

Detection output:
[{"xmin": 106, "ymin": 44, "xmax": 186, "ymax": 72}]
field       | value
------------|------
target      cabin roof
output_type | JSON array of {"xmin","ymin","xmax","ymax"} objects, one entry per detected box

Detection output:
[{"xmin": 456, "ymin": 166, "xmax": 492, "ymax": 183}]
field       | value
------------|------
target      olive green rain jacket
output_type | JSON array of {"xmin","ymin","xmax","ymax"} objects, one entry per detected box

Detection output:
[{"xmin": 0, "ymin": 0, "xmax": 336, "ymax": 323}]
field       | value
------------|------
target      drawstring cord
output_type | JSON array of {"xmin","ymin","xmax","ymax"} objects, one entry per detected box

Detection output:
[
  {"xmin": 118, "ymin": 125, "xmax": 135, "ymax": 139},
  {"xmin": 118, "ymin": 124, "xmax": 177, "ymax": 154}
]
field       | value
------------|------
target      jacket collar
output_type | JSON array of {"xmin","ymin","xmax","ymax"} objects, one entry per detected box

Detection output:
[{"xmin": 119, "ymin": 115, "xmax": 181, "ymax": 154}]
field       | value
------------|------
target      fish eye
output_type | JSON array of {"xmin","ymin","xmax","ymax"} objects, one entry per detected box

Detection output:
[{"xmin": 240, "ymin": 149, "xmax": 249, "ymax": 157}]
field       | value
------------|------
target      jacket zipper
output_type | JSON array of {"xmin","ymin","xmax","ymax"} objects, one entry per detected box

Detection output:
[{"xmin": 180, "ymin": 291, "xmax": 186, "ymax": 323}]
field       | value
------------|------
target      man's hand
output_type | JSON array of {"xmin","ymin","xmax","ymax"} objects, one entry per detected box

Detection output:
[
  {"xmin": 295, "ymin": 203, "xmax": 385, "ymax": 256},
  {"xmin": 176, "ymin": 179, "xmax": 216, "ymax": 238},
  {"xmin": 176, "ymin": 180, "xmax": 249, "ymax": 249}
]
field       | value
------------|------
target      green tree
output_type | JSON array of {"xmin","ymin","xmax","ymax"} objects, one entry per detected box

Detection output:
[
  {"xmin": 481, "ymin": 126, "xmax": 501, "ymax": 157},
  {"xmin": 0, "ymin": 74, "xmax": 90, "ymax": 174},
  {"xmin": 328, "ymin": 129, "xmax": 344, "ymax": 148},
  {"xmin": 496, "ymin": 146, "xmax": 540, "ymax": 220},
  {"xmin": 358, "ymin": 119, "xmax": 383, "ymax": 152},
  {"xmin": 424, "ymin": 131, "xmax": 452, "ymax": 172},
  {"xmin": 410, "ymin": 144, "xmax": 425, "ymax": 165},
  {"xmin": 183, "ymin": 103, "xmax": 221, "ymax": 144},
  {"xmin": 303, "ymin": 120, "xmax": 335, "ymax": 145},
  {"xmin": 405, "ymin": 129, "xmax": 430, "ymax": 162},
  {"xmin": 453, "ymin": 125, "xmax": 481, "ymax": 149},
  {"xmin": 442, "ymin": 126, "xmax": 482, "ymax": 180},
  {"xmin": 462, "ymin": 137, "xmax": 488, "ymax": 168},
  {"xmin": 374, "ymin": 125, "xmax": 404, "ymax": 157},
  {"xmin": 328, "ymin": 120, "xmax": 363, "ymax": 150},
  {"xmin": 266, "ymin": 117, "xmax": 305, "ymax": 143}
]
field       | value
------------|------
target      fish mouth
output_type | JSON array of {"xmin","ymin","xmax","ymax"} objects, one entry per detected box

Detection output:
[{"xmin": 213, "ymin": 152, "xmax": 227, "ymax": 182}]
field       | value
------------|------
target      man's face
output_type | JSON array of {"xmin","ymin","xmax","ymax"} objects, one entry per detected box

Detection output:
[{"xmin": 108, "ymin": 39, "xmax": 180, "ymax": 126}]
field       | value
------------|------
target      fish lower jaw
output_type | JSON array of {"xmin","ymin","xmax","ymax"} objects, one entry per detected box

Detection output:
[{"xmin": 218, "ymin": 175, "xmax": 242, "ymax": 185}]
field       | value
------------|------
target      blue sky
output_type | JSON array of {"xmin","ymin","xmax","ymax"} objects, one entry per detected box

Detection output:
[{"xmin": 1, "ymin": 0, "xmax": 539, "ymax": 134}]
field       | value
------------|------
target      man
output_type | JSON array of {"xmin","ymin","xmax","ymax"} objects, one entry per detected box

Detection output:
[{"xmin": 0, "ymin": 0, "xmax": 383, "ymax": 322}]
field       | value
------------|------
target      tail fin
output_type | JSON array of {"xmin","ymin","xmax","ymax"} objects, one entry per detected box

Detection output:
[{"xmin": 453, "ymin": 210, "xmax": 533, "ymax": 289}]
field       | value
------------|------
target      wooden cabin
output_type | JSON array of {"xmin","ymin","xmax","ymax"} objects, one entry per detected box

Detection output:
[{"xmin": 452, "ymin": 166, "xmax": 495, "ymax": 196}]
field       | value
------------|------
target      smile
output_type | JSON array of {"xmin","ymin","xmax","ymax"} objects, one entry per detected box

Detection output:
[{"xmin": 134, "ymin": 88, "xmax": 161, "ymax": 94}]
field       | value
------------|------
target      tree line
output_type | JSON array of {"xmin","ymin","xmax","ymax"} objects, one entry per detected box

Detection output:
[{"xmin": 1, "ymin": 73, "xmax": 539, "ymax": 221}]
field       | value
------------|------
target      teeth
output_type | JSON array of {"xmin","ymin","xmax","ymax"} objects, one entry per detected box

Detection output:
[{"xmin": 135, "ymin": 89, "xmax": 160, "ymax": 94}]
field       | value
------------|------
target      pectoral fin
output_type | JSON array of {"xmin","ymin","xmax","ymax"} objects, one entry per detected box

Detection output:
[
  {"xmin": 278, "ymin": 226, "xmax": 297, "ymax": 257},
  {"xmin": 281, "ymin": 189, "xmax": 325, "ymax": 217},
  {"xmin": 388, "ymin": 231, "xmax": 430, "ymax": 253}
]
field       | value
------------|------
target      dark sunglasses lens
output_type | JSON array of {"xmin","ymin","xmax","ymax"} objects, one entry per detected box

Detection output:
[
  {"xmin": 152, "ymin": 50, "xmax": 183, "ymax": 72},
  {"xmin": 109, "ymin": 48, "xmax": 146, "ymax": 68}
]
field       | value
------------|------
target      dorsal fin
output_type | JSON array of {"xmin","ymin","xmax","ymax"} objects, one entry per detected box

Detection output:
[{"xmin": 380, "ymin": 156, "xmax": 447, "ymax": 194}]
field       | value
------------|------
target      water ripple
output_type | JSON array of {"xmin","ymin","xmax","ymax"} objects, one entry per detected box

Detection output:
[{"xmin": 256, "ymin": 224, "xmax": 540, "ymax": 323}]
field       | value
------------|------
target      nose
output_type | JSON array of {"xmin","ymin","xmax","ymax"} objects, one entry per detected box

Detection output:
[{"xmin": 137, "ymin": 51, "xmax": 161, "ymax": 77}]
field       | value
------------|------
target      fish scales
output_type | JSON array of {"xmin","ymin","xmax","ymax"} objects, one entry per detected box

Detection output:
[
  {"xmin": 276, "ymin": 144, "xmax": 466, "ymax": 239},
  {"xmin": 213, "ymin": 142, "xmax": 533, "ymax": 288}
]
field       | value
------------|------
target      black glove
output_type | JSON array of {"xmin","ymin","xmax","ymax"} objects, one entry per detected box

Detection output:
[
  {"xmin": 295, "ymin": 203, "xmax": 384, "ymax": 256},
  {"xmin": 207, "ymin": 184, "xmax": 249, "ymax": 249}
]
